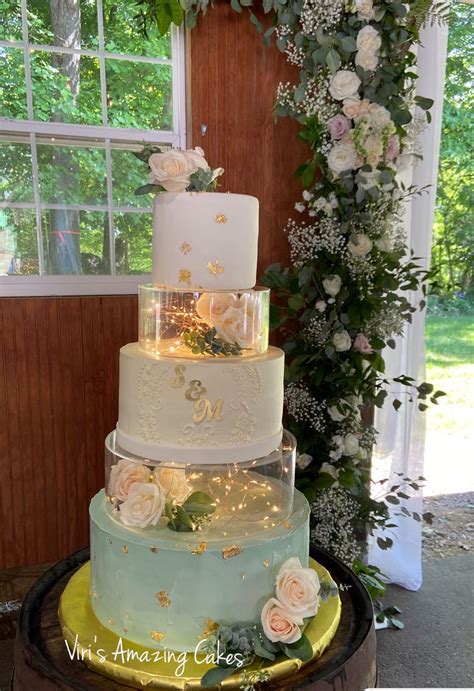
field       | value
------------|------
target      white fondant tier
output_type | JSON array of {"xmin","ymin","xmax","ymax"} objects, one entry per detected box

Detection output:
[
  {"xmin": 116, "ymin": 343, "xmax": 284, "ymax": 463},
  {"xmin": 90, "ymin": 488, "xmax": 310, "ymax": 652},
  {"xmin": 152, "ymin": 192, "xmax": 259, "ymax": 290}
]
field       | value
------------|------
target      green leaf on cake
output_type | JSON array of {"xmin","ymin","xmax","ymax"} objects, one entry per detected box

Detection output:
[
  {"xmin": 182, "ymin": 492, "xmax": 217, "ymax": 515},
  {"xmin": 201, "ymin": 665, "xmax": 237, "ymax": 687},
  {"xmin": 281, "ymin": 633, "xmax": 313, "ymax": 662}
]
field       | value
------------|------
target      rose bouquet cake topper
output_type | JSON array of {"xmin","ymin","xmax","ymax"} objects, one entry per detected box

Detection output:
[{"xmin": 134, "ymin": 145, "xmax": 224, "ymax": 195}]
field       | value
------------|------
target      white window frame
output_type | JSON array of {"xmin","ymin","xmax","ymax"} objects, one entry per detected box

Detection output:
[{"xmin": 0, "ymin": 0, "xmax": 186, "ymax": 297}]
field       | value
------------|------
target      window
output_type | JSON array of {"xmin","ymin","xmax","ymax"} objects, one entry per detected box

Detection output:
[{"xmin": 0, "ymin": 0, "xmax": 186, "ymax": 296}]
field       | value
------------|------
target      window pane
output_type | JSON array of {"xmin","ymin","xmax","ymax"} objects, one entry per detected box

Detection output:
[
  {"xmin": 37, "ymin": 142, "xmax": 107, "ymax": 205},
  {"xmin": 42, "ymin": 209, "xmax": 110, "ymax": 275},
  {"xmin": 0, "ymin": 0, "xmax": 22, "ymax": 41},
  {"xmin": 27, "ymin": 0, "xmax": 99, "ymax": 50},
  {"xmin": 114, "ymin": 212, "xmax": 152, "ymax": 274},
  {"xmin": 102, "ymin": 0, "xmax": 171, "ymax": 59},
  {"xmin": 30, "ymin": 51, "xmax": 102, "ymax": 125},
  {"xmin": 111, "ymin": 148, "xmax": 153, "ymax": 208},
  {"xmin": 0, "ymin": 47, "xmax": 28, "ymax": 119},
  {"xmin": 0, "ymin": 208, "xmax": 39, "ymax": 275},
  {"xmin": 106, "ymin": 60, "xmax": 172, "ymax": 130},
  {"xmin": 0, "ymin": 142, "xmax": 34, "ymax": 203}
]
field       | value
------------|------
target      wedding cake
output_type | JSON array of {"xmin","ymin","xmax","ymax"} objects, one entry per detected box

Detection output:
[{"xmin": 78, "ymin": 148, "xmax": 339, "ymax": 685}]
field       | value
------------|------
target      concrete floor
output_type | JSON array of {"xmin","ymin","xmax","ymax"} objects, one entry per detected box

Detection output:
[{"xmin": 377, "ymin": 554, "xmax": 474, "ymax": 688}]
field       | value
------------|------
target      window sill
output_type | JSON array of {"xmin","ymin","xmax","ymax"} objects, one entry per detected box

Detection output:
[{"xmin": 0, "ymin": 275, "xmax": 150, "ymax": 297}]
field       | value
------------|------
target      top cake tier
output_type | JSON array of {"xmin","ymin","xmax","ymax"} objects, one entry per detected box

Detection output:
[{"xmin": 152, "ymin": 192, "xmax": 259, "ymax": 291}]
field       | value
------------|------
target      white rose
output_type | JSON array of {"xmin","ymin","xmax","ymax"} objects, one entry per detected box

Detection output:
[
  {"xmin": 375, "ymin": 236, "xmax": 392, "ymax": 252},
  {"xmin": 119, "ymin": 482, "xmax": 165, "ymax": 529},
  {"xmin": 315, "ymin": 299, "xmax": 327, "ymax": 313},
  {"xmin": 148, "ymin": 148, "xmax": 208, "ymax": 192},
  {"xmin": 107, "ymin": 459, "xmax": 151, "ymax": 502},
  {"xmin": 153, "ymin": 467, "xmax": 190, "ymax": 503},
  {"xmin": 261, "ymin": 598, "xmax": 303, "ymax": 644},
  {"xmin": 322, "ymin": 274, "xmax": 342, "ymax": 297},
  {"xmin": 344, "ymin": 433, "xmax": 360, "ymax": 456},
  {"xmin": 328, "ymin": 142, "xmax": 358, "ymax": 175},
  {"xmin": 364, "ymin": 135, "xmax": 384, "ymax": 166},
  {"xmin": 368, "ymin": 103, "xmax": 392, "ymax": 129},
  {"xmin": 296, "ymin": 453, "xmax": 313, "ymax": 470},
  {"xmin": 320, "ymin": 462, "xmax": 338, "ymax": 479},
  {"xmin": 348, "ymin": 233, "xmax": 373, "ymax": 257},
  {"xmin": 329, "ymin": 70, "xmax": 361, "ymax": 101},
  {"xmin": 355, "ymin": 0, "xmax": 375, "ymax": 20},
  {"xmin": 275, "ymin": 558, "xmax": 320, "ymax": 618},
  {"xmin": 328, "ymin": 402, "xmax": 349, "ymax": 422},
  {"xmin": 358, "ymin": 169, "xmax": 381, "ymax": 190},
  {"xmin": 196, "ymin": 292, "xmax": 239, "ymax": 325},
  {"xmin": 356, "ymin": 25, "xmax": 382, "ymax": 53},
  {"xmin": 342, "ymin": 96, "xmax": 361, "ymax": 120},
  {"xmin": 213, "ymin": 306, "xmax": 256, "ymax": 349},
  {"xmin": 355, "ymin": 49, "xmax": 378, "ymax": 72},
  {"xmin": 315, "ymin": 197, "xmax": 328, "ymax": 211},
  {"xmin": 333, "ymin": 330, "xmax": 352, "ymax": 352}
]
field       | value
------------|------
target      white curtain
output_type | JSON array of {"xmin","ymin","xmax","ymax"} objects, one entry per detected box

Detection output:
[{"xmin": 367, "ymin": 21, "xmax": 449, "ymax": 590}]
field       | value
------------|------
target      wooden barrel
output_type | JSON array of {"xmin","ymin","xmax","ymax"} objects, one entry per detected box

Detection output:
[{"xmin": 13, "ymin": 546, "xmax": 376, "ymax": 690}]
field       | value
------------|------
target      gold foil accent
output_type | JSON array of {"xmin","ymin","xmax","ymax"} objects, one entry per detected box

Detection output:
[
  {"xmin": 263, "ymin": 560, "xmax": 270, "ymax": 568},
  {"xmin": 283, "ymin": 521, "xmax": 293, "ymax": 530},
  {"xmin": 185, "ymin": 379, "xmax": 206, "ymax": 401},
  {"xmin": 193, "ymin": 398, "xmax": 224, "ymax": 423},
  {"xmin": 150, "ymin": 546, "xmax": 159, "ymax": 554},
  {"xmin": 150, "ymin": 630, "xmax": 165, "ymax": 642},
  {"xmin": 222, "ymin": 545, "xmax": 241, "ymax": 560},
  {"xmin": 215, "ymin": 213, "xmax": 227, "ymax": 224},
  {"xmin": 156, "ymin": 591, "xmax": 171, "ymax": 608},
  {"xmin": 207, "ymin": 259, "xmax": 224, "ymax": 277},
  {"xmin": 191, "ymin": 542, "xmax": 207, "ymax": 556},
  {"xmin": 170, "ymin": 365, "xmax": 185, "ymax": 388},
  {"xmin": 121, "ymin": 545, "xmax": 128, "ymax": 555},
  {"xmin": 108, "ymin": 618, "xmax": 115, "ymax": 625},
  {"xmin": 180, "ymin": 241, "xmax": 191, "ymax": 254},
  {"xmin": 198, "ymin": 618, "xmax": 219, "ymax": 640},
  {"xmin": 90, "ymin": 590, "xmax": 98, "ymax": 599},
  {"xmin": 178, "ymin": 269, "xmax": 192, "ymax": 285}
]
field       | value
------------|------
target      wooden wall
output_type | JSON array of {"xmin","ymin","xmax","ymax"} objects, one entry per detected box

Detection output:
[{"xmin": 0, "ymin": 3, "xmax": 306, "ymax": 568}]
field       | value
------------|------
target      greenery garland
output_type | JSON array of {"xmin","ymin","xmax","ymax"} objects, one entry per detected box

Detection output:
[{"xmin": 133, "ymin": 0, "xmax": 447, "ymax": 623}]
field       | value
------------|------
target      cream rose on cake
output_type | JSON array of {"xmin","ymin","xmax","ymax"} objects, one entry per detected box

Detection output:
[
  {"xmin": 119, "ymin": 482, "xmax": 165, "ymax": 528},
  {"xmin": 261, "ymin": 598, "xmax": 303, "ymax": 644},
  {"xmin": 196, "ymin": 292, "xmax": 239, "ymax": 325},
  {"xmin": 107, "ymin": 459, "xmax": 151, "ymax": 502},
  {"xmin": 148, "ymin": 147, "xmax": 224, "ymax": 193},
  {"xmin": 196, "ymin": 292, "xmax": 258, "ymax": 349},
  {"xmin": 275, "ymin": 557, "xmax": 321, "ymax": 619},
  {"xmin": 153, "ymin": 467, "xmax": 190, "ymax": 503}
]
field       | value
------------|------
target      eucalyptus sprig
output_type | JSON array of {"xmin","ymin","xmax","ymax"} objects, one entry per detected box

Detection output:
[
  {"xmin": 183, "ymin": 327, "xmax": 242, "ymax": 357},
  {"xmin": 165, "ymin": 491, "xmax": 216, "ymax": 532}
]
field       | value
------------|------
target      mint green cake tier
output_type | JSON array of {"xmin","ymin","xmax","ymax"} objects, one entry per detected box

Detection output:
[{"xmin": 89, "ymin": 488, "xmax": 310, "ymax": 653}]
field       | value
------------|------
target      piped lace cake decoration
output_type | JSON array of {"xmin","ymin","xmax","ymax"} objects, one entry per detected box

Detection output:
[
  {"xmin": 137, "ymin": 364, "xmax": 167, "ymax": 443},
  {"xmin": 207, "ymin": 259, "xmax": 224, "ymax": 277}
]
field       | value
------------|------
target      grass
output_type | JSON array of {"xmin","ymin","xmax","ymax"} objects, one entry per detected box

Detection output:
[{"xmin": 425, "ymin": 315, "xmax": 474, "ymax": 437}]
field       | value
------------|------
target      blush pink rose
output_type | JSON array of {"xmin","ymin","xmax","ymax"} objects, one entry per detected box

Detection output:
[
  {"xmin": 353, "ymin": 333, "xmax": 373, "ymax": 354},
  {"xmin": 275, "ymin": 557, "xmax": 321, "ymax": 618},
  {"xmin": 387, "ymin": 135, "xmax": 400, "ymax": 161},
  {"xmin": 328, "ymin": 114, "xmax": 351, "ymax": 140},
  {"xmin": 107, "ymin": 459, "xmax": 151, "ymax": 502},
  {"xmin": 261, "ymin": 598, "xmax": 303, "ymax": 644}
]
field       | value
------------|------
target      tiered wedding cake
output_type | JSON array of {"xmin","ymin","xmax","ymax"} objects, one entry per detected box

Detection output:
[{"xmin": 85, "ymin": 149, "xmax": 336, "ymax": 677}]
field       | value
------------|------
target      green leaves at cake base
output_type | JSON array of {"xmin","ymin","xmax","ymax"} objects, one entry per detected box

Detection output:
[{"xmin": 183, "ymin": 327, "xmax": 242, "ymax": 357}]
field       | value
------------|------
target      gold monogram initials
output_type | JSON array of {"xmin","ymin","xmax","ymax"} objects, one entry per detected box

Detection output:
[
  {"xmin": 193, "ymin": 398, "xmax": 224, "ymax": 423},
  {"xmin": 185, "ymin": 379, "xmax": 207, "ymax": 401},
  {"xmin": 170, "ymin": 365, "xmax": 186, "ymax": 388}
]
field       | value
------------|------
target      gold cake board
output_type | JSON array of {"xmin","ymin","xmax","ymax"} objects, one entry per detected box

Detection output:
[{"xmin": 59, "ymin": 559, "xmax": 341, "ymax": 689}]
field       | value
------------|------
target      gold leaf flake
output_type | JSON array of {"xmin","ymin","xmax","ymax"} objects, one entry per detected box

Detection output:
[
  {"xmin": 215, "ymin": 213, "xmax": 227, "ymax": 224},
  {"xmin": 156, "ymin": 591, "xmax": 171, "ymax": 608},
  {"xmin": 180, "ymin": 241, "xmax": 191, "ymax": 255},
  {"xmin": 222, "ymin": 544, "xmax": 241, "ymax": 560},
  {"xmin": 283, "ymin": 521, "xmax": 293, "ymax": 530},
  {"xmin": 150, "ymin": 545, "xmax": 159, "ymax": 554},
  {"xmin": 198, "ymin": 618, "xmax": 219, "ymax": 639},
  {"xmin": 263, "ymin": 560, "xmax": 270, "ymax": 568},
  {"xmin": 90, "ymin": 590, "xmax": 98, "ymax": 599},
  {"xmin": 191, "ymin": 542, "xmax": 207, "ymax": 556},
  {"xmin": 207, "ymin": 260, "xmax": 224, "ymax": 277},
  {"xmin": 179, "ymin": 269, "xmax": 192, "ymax": 285},
  {"xmin": 108, "ymin": 618, "xmax": 115, "ymax": 625},
  {"xmin": 121, "ymin": 545, "xmax": 128, "ymax": 555},
  {"xmin": 151, "ymin": 630, "xmax": 165, "ymax": 642}
]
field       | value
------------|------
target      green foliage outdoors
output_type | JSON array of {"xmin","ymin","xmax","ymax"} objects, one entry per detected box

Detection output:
[
  {"xmin": 431, "ymin": 2, "xmax": 474, "ymax": 304},
  {"xmin": 0, "ymin": 0, "xmax": 172, "ymax": 275}
]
